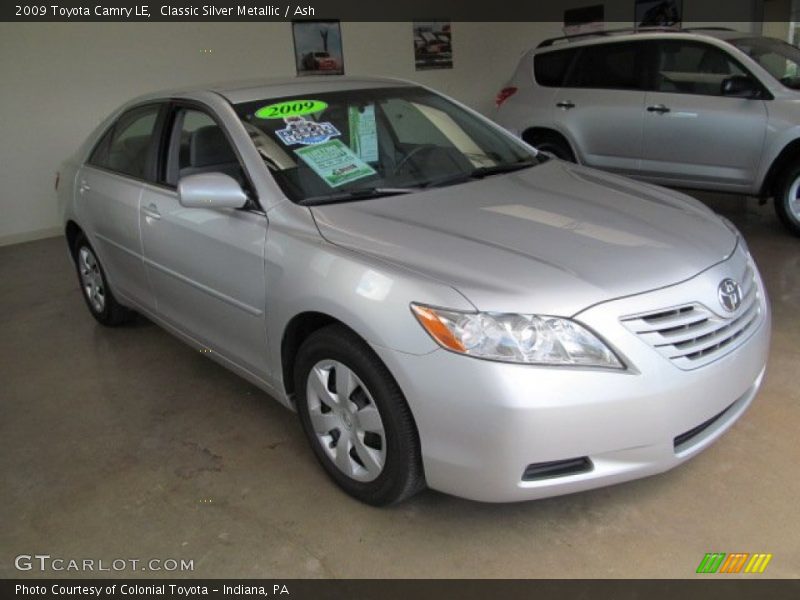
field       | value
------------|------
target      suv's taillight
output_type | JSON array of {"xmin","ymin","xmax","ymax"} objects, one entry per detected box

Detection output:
[{"xmin": 495, "ymin": 86, "xmax": 518, "ymax": 107}]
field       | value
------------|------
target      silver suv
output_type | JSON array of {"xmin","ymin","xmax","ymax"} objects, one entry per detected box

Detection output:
[{"xmin": 495, "ymin": 27, "xmax": 800, "ymax": 236}]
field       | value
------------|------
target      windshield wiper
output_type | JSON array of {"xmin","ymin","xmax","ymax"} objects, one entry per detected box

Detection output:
[
  {"xmin": 421, "ymin": 159, "xmax": 539, "ymax": 189},
  {"xmin": 298, "ymin": 187, "xmax": 419, "ymax": 206}
]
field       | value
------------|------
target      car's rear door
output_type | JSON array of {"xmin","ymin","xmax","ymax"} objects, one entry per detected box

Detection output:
[
  {"xmin": 640, "ymin": 39, "xmax": 768, "ymax": 191},
  {"xmin": 139, "ymin": 103, "xmax": 269, "ymax": 378},
  {"xmin": 78, "ymin": 103, "xmax": 165, "ymax": 310},
  {"xmin": 551, "ymin": 40, "xmax": 650, "ymax": 175}
]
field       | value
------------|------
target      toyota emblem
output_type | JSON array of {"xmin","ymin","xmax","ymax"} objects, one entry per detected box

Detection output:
[{"xmin": 718, "ymin": 278, "xmax": 743, "ymax": 312}]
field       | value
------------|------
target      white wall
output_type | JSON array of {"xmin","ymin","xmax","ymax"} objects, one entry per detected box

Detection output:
[{"xmin": 0, "ymin": 20, "xmax": 755, "ymax": 244}]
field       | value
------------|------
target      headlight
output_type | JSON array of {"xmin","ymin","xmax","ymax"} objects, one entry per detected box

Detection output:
[{"xmin": 411, "ymin": 304, "xmax": 623, "ymax": 369}]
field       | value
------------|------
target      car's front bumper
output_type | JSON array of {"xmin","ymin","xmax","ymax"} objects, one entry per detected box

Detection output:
[{"xmin": 373, "ymin": 250, "xmax": 771, "ymax": 503}]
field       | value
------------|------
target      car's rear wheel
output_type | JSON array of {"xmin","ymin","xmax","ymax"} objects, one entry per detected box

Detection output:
[
  {"xmin": 294, "ymin": 325, "xmax": 425, "ymax": 505},
  {"xmin": 775, "ymin": 164, "xmax": 800, "ymax": 236},
  {"xmin": 73, "ymin": 233, "xmax": 134, "ymax": 326}
]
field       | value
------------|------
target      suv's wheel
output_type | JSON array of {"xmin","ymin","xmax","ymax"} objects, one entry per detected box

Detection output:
[
  {"xmin": 775, "ymin": 164, "xmax": 800, "ymax": 236},
  {"xmin": 525, "ymin": 133, "xmax": 576, "ymax": 162},
  {"xmin": 73, "ymin": 233, "xmax": 134, "ymax": 325},
  {"xmin": 294, "ymin": 325, "xmax": 425, "ymax": 505}
]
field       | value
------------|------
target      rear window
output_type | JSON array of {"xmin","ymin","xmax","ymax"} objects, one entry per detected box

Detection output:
[{"xmin": 534, "ymin": 48, "xmax": 578, "ymax": 87}]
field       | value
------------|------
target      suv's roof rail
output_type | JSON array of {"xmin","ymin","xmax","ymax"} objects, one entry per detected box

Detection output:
[{"xmin": 536, "ymin": 26, "xmax": 735, "ymax": 49}]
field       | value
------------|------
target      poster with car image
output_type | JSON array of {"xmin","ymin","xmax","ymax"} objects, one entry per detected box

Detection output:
[
  {"xmin": 413, "ymin": 21, "xmax": 452, "ymax": 70},
  {"xmin": 635, "ymin": 0, "xmax": 682, "ymax": 28},
  {"xmin": 293, "ymin": 20, "xmax": 344, "ymax": 76}
]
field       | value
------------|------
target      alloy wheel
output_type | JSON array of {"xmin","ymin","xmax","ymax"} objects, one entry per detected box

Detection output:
[{"xmin": 78, "ymin": 246, "xmax": 105, "ymax": 313}]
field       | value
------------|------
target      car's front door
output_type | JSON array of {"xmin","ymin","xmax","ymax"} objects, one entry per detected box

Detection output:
[
  {"xmin": 79, "ymin": 103, "xmax": 164, "ymax": 310},
  {"xmin": 139, "ymin": 105, "xmax": 269, "ymax": 378},
  {"xmin": 552, "ymin": 40, "xmax": 650, "ymax": 175},
  {"xmin": 640, "ymin": 40, "xmax": 768, "ymax": 191}
]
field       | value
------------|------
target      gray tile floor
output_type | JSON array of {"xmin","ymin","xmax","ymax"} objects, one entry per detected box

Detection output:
[{"xmin": 1, "ymin": 194, "xmax": 798, "ymax": 578}]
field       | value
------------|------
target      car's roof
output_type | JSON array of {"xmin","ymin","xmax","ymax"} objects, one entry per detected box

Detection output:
[
  {"xmin": 140, "ymin": 75, "xmax": 415, "ymax": 105},
  {"xmin": 534, "ymin": 28, "xmax": 753, "ymax": 53}
]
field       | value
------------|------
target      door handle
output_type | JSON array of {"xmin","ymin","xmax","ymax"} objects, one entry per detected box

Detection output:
[
  {"xmin": 142, "ymin": 203, "xmax": 161, "ymax": 220},
  {"xmin": 556, "ymin": 101, "xmax": 576, "ymax": 110},
  {"xmin": 79, "ymin": 180, "xmax": 90, "ymax": 194},
  {"xmin": 647, "ymin": 104, "xmax": 671, "ymax": 114}
]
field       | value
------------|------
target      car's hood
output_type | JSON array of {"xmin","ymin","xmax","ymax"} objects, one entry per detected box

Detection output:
[{"xmin": 310, "ymin": 160, "xmax": 737, "ymax": 315}]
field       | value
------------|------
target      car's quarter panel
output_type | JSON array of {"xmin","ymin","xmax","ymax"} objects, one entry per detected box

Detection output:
[
  {"xmin": 76, "ymin": 166, "xmax": 153, "ymax": 309},
  {"xmin": 640, "ymin": 93, "xmax": 767, "ymax": 190},
  {"xmin": 139, "ymin": 183, "xmax": 269, "ymax": 378},
  {"xmin": 373, "ymin": 246, "xmax": 770, "ymax": 502}
]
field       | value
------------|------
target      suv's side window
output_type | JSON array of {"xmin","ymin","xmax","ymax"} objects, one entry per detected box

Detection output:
[
  {"xmin": 655, "ymin": 41, "xmax": 747, "ymax": 96},
  {"xmin": 88, "ymin": 105, "xmax": 161, "ymax": 180},
  {"xmin": 534, "ymin": 48, "xmax": 579, "ymax": 87},
  {"xmin": 164, "ymin": 107, "xmax": 246, "ymax": 187},
  {"xmin": 566, "ymin": 41, "xmax": 646, "ymax": 90}
]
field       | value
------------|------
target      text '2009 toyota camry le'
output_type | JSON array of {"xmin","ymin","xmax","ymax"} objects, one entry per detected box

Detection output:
[{"xmin": 57, "ymin": 77, "xmax": 771, "ymax": 505}]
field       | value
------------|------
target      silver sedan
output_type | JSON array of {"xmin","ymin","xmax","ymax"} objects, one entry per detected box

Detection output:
[{"xmin": 57, "ymin": 77, "xmax": 770, "ymax": 504}]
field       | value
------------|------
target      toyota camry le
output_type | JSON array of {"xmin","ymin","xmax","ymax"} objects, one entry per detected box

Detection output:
[{"xmin": 57, "ymin": 77, "xmax": 771, "ymax": 505}]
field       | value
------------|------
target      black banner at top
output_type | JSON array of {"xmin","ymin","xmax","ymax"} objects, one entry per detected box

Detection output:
[{"xmin": 2, "ymin": 0, "xmax": 764, "ymax": 22}]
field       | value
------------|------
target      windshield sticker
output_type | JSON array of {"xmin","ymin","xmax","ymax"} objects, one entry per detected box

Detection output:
[
  {"xmin": 295, "ymin": 139, "xmax": 377, "ymax": 188},
  {"xmin": 348, "ymin": 104, "xmax": 379, "ymax": 163},
  {"xmin": 255, "ymin": 99, "xmax": 328, "ymax": 120},
  {"xmin": 275, "ymin": 117, "xmax": 341, "ymax": 146}
]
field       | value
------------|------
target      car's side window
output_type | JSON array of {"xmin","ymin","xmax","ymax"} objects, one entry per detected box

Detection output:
[
  {"xmin": 165, "ymin": 107, "xmax": 246, "ymax": 187},
  {"xmin": 534, "ymin": 48, "xmax": 579, "ymax": 87},
  {"xmin": 88, "ymin": 105, "xmax": 161, "ymax": 180},
  {"xmin": 565, "ymin": 41, "xmax": 647, "ymax": 90},
  {"xmin": 655, "ymin": 41, "xmax": 747, "ymax": 96}
]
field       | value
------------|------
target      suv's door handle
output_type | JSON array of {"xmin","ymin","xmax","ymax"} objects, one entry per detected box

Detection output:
[
  {"xmin": 79, "ymin": 180, "xmax": 90, "ymax": 194},
  {"xmin": 647, "ymin": 104, "xmax": 671, "ymax": 114},
  {"xmin": 142, "ymin": 203, "xmax": 161, "ymax": 220},
  {"xmin": 556, "ymin": 101, "xmax": 576, "ymax": 110}
]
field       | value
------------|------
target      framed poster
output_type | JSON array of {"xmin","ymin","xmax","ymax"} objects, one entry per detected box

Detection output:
[
  {"xmin": 413, "ymin": 21, "xmax": 452, "ymax": 70},
  {"xmin": 635, "ymin": 0, "xmax": 682, "ymax": 28},
  {"xmin": 293, "ymin": 20, "xmax": 344, "ymax": 76}
]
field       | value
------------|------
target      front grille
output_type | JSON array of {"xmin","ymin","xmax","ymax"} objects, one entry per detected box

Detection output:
[{"xmin": 621, "ymin": 262, "xmax": 762, "ymax": 370}]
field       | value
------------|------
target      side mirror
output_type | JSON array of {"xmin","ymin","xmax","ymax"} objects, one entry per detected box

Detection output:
[
  {"xmin": 721, "ymin": 75, "xmax": 759, "ymax": 99},
  {"xmin": 177, "ymin": 173, "xmax": 248, "ymax": 210}
]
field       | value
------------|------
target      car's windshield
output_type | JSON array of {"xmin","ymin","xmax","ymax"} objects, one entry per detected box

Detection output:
[
  {"xmin": 730, "ymin": 37, "xmax": 800, "ymax": 90},
  {"xmin": 233, "ymin": 86, "xmax": 540, "ymax": 204}
]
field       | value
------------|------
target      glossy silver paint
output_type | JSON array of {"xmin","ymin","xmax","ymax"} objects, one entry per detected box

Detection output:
[
  {"xmin": 59, "ymin": 77, "xmax": 770, "ymax": 502},
  {"xmin": 178, "ymin": 173, "xmax": 249, "ymax": 209},
  {"xmin": 496, "ymin": 30, "xmax": 800, "ymax": 196}
]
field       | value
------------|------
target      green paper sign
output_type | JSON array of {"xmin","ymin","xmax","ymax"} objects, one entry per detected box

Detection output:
[
  {"xmin": 295, "ymin": 139, "xmax": 377, "ymax": 188},
  {"xmin": 255, "ymin": 99, "xmax": 328, "ymax": 120}
]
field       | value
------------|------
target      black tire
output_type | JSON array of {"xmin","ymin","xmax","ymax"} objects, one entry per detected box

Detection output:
[
  {"xmin": 72, "ymin": 233, "xmax": 134, "ymax": 326},
  {"xmin": 774, "ymin": 164, "xmax": 800, "ymax": 236},
  {"xmin": 294, "ymin": 324, "xmax": 425, "ymax": 506},
  {"xmin": 526, "ymin": 133, "xmax": 576, "ymax": 162}
]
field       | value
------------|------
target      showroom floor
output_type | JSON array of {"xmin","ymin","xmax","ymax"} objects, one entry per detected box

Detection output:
[{"xmin": 1, "ymin": 193, "xmax": 798, "ymax": 579}]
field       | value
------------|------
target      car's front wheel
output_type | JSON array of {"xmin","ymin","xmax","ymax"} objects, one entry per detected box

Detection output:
[
  {"xmin": 72, "ymin": 233, "xmax": 134, "ymax": 326},
  {"xmin": 774, "ymin": 164, "xmax": 800, "ymax": 236},
  {"xmin": 294, "ymin": 325, "xmax": 425, "ymax": 505}
]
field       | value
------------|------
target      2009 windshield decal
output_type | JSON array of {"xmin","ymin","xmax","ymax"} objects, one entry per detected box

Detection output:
[{"xmin": 256, "ymin": 100, "xmax": 328, "ymax": 120}]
